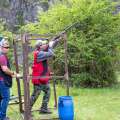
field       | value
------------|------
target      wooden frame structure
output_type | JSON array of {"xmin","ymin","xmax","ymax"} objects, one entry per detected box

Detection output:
[{"xmin": 13, "ymin": 33, "xmax": 70, "ymax": 120}]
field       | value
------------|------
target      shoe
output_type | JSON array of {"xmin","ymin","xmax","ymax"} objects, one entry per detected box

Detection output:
[{"xmin": 39, "ymin": 109, "xmax": 52, "ymax": 114}]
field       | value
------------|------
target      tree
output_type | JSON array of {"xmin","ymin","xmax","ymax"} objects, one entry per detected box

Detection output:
[{"xmin": 0, "ymin": 0, "xmax": 63, "ymax": 32}]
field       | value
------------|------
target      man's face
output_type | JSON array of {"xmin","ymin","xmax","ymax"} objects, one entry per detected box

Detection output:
[
  {"xmin": 1, "ymin": 43, "xmax": 10, "ymax": 54},
  {"xmin": 40, "ymin": 44, "xmax": 48, "ymax": 51}
]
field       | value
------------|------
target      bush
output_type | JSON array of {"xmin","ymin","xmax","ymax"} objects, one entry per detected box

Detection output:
[{"xmin": 23, "ymin": 0, "xmax": 120, "ymax": 87}]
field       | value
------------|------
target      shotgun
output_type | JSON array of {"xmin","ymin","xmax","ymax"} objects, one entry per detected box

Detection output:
[{"xmin": 49, "ymin": 22, "xmax": 79, "ymax": 48}]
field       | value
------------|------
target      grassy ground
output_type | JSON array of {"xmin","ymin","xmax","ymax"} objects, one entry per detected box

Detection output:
[{"xmin": 8, "ymin": 80, "xmax": 120, "ymax": 120}]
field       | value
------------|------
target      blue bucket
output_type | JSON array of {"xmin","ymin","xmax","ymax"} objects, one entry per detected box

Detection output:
[{"xmin": 58, "ymin": 96, "xmax": 74, "ymax": 120}]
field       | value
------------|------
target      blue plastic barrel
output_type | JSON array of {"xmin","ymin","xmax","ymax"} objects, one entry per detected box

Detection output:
[{"xmin": 58, "ymin": 96, "xmax": 74, "ymax": 120}]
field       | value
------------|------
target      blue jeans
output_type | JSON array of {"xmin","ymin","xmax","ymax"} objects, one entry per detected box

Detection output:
[{"xmin": 0, "ymin": 81, "xmax": 10, "ymax": 120}]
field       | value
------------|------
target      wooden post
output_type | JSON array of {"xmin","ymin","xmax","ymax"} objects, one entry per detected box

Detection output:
[
  {"xmin": 13, "ymin": 38, "xmax": 23, "ymax": 113},
  {"xmin": 52, "ymin": 57, "xmax": 57, "ymax": 108},
  {"xmin": 53, "ymin": 78, "xmax": 57, "ymax": 108},
  {"xmin": 63, "ymin": 33, "xmax": 69, "ymax": 96},
  {"xmin": 22, "ymin": 34, "xmax": 32, "ymax": 120}
]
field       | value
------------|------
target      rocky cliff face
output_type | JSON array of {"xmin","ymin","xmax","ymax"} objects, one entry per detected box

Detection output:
[{"xmin": 0, "ymin": 0, "xmax": 56, "ymax": 31}]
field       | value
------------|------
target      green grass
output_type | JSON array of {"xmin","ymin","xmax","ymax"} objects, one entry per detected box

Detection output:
[
  {"xmin": 72, "ymin": 85, "xmax": 120, "ymax": 120},
  {"xmin": 8, "ymin": 81, "xmax": 120, "ymax": 120}
]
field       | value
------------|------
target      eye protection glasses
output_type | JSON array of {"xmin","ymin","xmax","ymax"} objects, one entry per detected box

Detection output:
[{"xmin": 2, "ymin": 46, "xmax": 10, "ymax": 49}]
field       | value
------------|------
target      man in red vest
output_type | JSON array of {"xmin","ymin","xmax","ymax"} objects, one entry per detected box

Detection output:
[{"xmin": 30, "ymin": 39, "xmax": 59, "ymax": 114}]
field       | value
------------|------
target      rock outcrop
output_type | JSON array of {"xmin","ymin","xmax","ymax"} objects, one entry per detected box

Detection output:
[{"xmin": 0, "ymin": 0, "xmax": 56, "ymax": 31}]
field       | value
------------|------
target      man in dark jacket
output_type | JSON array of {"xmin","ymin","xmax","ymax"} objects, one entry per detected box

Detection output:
[{"xmin": 0, "ymin": 38, "xmax": 20, "ymax": 120}]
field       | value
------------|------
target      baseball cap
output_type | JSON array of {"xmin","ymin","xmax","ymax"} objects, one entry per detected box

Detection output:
[
  {"xmin": 35, "ymin": 40, "xmax": 48, "ymax": 48},
  {"xmin": 0, "ymin": 39, "xmax": 9, "ymax": 47}
]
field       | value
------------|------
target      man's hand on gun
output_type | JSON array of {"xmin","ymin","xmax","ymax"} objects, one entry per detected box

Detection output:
[
  {"xmin": 49, "ymin": 37, "xmax": 62, "ymax": 49},
  {"xmin": 12, "ymin": 71, "xmax": 22, "ymax": 78}
]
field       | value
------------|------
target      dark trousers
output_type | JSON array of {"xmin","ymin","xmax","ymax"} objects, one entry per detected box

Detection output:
[
  {"xmin": 0, "ymin": 81, "xmax": 10, "ymax": 120},
  {"xmin": 30, "ymin": 84, "xmax": 50, "ymax": 110}
]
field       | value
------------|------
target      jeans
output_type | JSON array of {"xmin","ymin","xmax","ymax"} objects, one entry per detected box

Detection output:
[{"xmin": 0, "ymin": 81, "xmax": 10, "ymax": 120}]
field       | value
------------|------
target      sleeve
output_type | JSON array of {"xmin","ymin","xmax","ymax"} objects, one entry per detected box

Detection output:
[
  {"xmin": 37, "ymin": 48, "xmax": 54, "ymax": 62},
  {"xmin": 0, "ymin": 55, "xmax": 7, "ymax": 66}
]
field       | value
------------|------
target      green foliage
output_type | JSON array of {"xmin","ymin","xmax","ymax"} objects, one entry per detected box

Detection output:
[
  {"xmin": 0, "ymin": 21, "xmax": 13, "ymax": 62},
  {"xmin": 23, "ymin": 0, "xmax": 120, "ymax": 87},
  {"xmin": 0, "ymin": 21, "xmax": 13, "ymax": 43}
]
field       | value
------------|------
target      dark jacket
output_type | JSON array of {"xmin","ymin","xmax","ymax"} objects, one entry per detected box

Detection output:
[{"xmin": 0, "ymin": 53, "xmax": 12, "ymax": 87}]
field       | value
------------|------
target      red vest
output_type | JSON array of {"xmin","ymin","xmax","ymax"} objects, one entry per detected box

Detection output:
[{"xmin": 32, "ymin": 50, "xmax": 50, "ymax": 85}]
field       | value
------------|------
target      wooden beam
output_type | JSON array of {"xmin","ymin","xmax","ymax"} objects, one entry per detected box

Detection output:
[
  {"xmin": 63, "ymin": 33, "xmax": 69, "ymax": 96},
  {"xmin": 13, "ymin": 38, "xmax": 23, "ymax": 113},
  {"xmin": 22, "ymin": 34, "xmax": 32, "ymax": 120}
]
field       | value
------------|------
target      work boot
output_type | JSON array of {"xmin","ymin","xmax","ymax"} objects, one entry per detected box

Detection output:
[{"xmin": 39, "ymin": 108, "xmax": 52, "ymax": 114}]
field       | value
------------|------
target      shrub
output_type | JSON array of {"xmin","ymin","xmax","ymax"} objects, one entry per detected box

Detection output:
[{"xmin": 23, "ymin": 0, "xmax": 120, "ymax": 87}]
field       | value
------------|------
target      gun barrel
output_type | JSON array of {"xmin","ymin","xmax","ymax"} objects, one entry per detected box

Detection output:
[{"xmin": 51, "ymin": 22, "xmax": 79, "ymax": 41}]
